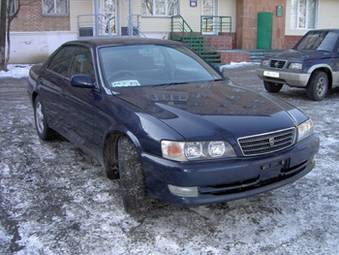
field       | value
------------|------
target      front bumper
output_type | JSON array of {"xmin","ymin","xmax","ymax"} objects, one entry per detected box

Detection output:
[
  {"xmin": 141, "ymin": 134, "xmax": 319, "ymax": 205},
  {"xmin": 257, "ymin": 68, "xmax": 310, "ymax": 87}
]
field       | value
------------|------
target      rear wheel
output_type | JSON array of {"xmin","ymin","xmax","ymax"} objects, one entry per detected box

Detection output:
[
  {"xmin": 264, "ymin": 81, "xmax": 283, "ymax": 93},
  {"xmin": 306, "ymin": 71, "xmax": 329, "ymax": 101},
  {"xmin": 118, "ymin": 137, "xmax": 147, "ymax": 215},
  {"xmin": 34, "ymin": 96, "xmax": 55, "ymax": 140}
]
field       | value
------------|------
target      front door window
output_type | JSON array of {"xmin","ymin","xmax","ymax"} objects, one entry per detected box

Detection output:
[{"xmin": 98, "ymin": 0, "xmax": 117, "ymax": 35}]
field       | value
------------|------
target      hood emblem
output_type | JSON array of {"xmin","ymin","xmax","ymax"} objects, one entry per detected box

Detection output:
[{"xmin": 269, "ymin": 137, "xmax": 275, "ymax": 147}]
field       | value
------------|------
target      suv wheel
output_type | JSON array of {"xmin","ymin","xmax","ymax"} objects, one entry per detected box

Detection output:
[
  {"xmin": 264, "ymin": 81, "xmax": 283, "ymax": 93},
  {"xmin": 118, "ymin": 137, "xmax": 147, "ymax": 215},
  {"xmin": 34, "ymin": 96, "xmax": 55, "ymax": 140},
  {"xmin": 306, "ymin": 71, "xmax": 329, "ymax": 101}
]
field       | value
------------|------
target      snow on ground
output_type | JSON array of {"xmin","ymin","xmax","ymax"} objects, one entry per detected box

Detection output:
[
  {"xmin": 0, "ymin": 67, "xmax": 338, "ymax": 254},
  {"xmin": 0, "ymin": 64, "xmax": 31, "ymax": 79},
  {"xmin": 219, "ymin": 62, "xmax": 258, "ymax": 71}
]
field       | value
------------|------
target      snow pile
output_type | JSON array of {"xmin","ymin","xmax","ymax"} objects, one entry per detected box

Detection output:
[
  {"xmin": 0, "ymin": 64, "xmax": 31, "ymax": 79},
  {"xmin": 219, "ymin": 62, "xmax": 257, "ymax": 71}
]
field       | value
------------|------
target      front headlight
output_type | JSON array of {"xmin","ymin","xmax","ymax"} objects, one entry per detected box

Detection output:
[
  {"xmin": 161, "ymin": 140, "xmax": 236, "ymax": 161},
  {"xmin": 289, "ymin": 62, "xmax": 303, "ymax": 70},
  {"xmin": 297, "ymin": 119, "xmax": 314, "ymax": 142}
]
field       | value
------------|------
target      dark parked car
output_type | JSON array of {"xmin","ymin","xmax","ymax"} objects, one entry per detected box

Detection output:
[
  {"xmin": 28, "ymin": 38, "xmax": 319, "ymax": 214},
  {"xmin": 258, "ymin": 29, "xmax": 339, "ymax": 101}
]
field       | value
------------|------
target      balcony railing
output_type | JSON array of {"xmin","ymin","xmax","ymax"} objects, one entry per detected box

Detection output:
[{"xmin": 200, "ymin": 16, "xmax": 232, "ymax": 34}]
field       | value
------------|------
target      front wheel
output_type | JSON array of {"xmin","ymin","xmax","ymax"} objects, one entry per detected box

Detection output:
[
  {"xmin": 306, "ymin": 71, "xmax": 329, "ymax": 101},
  {"xmin": 118, "ymin": 137, "xmax": 148, "ymax": 215},
  {"xmin": 264, "ymin": 81, "xmax": 283, "ymax": 93},
  {"xmin": 34, "ymin": 96, "xmax": 55, "ymax": 140}
]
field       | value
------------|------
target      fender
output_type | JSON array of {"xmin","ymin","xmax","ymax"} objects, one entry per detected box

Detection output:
[
  {"xmin": 101, "ymin": 125, "xmax": 143, "ymax": 160},
  {"xmin": 307, "ymin": 64, "xmax": 339, "ymax": 88},
  {"xmin": 307, "ymin": 64, "xmax": 333, "ymax": 74}
]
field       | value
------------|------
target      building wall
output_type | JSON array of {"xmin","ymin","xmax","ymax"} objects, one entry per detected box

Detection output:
[
  {"xmin": 9, "ymin": 32, "xmax": 76, "ymax": 64},
  {"xmin": 285, "ymin": 0, "xmax": 339, "ymax": 36},
  {"xmin": 218, "ymin": 0, "xmax": 236, "ymax": 33},
  {"xmin": 70, "ymin": 0, "xmax": 93, "ymax": 33},
  {"xmin": 9, "ymin": 0, "xmax": 76, "ymax": 64},
  {"xmin": 236, "ymin": 0, "xmax": 286, "ymax": 49},
  {"xmin": 117, "ymin": 0, "xmax": 236, "ymax": 37},
  {"xmin": 317, "ymin": 0, "xmax": 339, "ymax": 29},
  {"xmin": 11, "ymin": 0, "xmax": 70, "ymax": 32}
]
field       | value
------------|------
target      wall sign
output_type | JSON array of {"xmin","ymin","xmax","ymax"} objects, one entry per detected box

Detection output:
[{"xmin": 190, "ymin": 0, "xmax": 197, "ymax": 7}]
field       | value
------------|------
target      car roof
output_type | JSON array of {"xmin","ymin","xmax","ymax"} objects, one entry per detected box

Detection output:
[
  {"xmin": 64, "ymin": 37, "xmax": 183, "ymax": 48},
  {"xmin": 308, "ymin": 29, "xmax": 339, "ymax": 33}
]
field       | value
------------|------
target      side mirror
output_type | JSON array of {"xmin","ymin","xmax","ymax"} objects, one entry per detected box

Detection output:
[{"xmin": 71, "ymin": 74, "xmax": 95, "ymax": 88}]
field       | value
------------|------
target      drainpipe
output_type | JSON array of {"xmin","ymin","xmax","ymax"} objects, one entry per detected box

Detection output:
[{"xmin": 128, "ymin": 0, "xmax": 133, "ymax": 36}]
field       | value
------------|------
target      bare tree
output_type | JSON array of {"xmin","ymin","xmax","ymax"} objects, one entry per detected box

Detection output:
[
  {"xmin": 5, "ymin": 0, "xmax": 21, "ymax": 66},
  {"xmin": 0, "ymin": 0, "xmax": 8, "ymax": 71}
]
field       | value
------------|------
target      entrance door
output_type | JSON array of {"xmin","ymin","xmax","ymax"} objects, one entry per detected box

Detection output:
[
  {"xmin": 98, "ymin": 0, "xmax": 117, "ymax": 36},
  {"xmin": 201, "ymin": 0, "xmax": 218, "ymax": 35},
  {"xmin": 257, "ymin": 12, "xmax": 272, "ymax": 49}
]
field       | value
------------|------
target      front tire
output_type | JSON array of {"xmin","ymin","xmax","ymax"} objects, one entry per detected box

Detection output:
[
  {"xmin": 34, "ymin": 96, "xmax": 55, "ymax": 140},
  {"xmin": 118, "ymin": 137, "xmax": 147, "ymax": 215},
  {"xmin": 264, "ymin": 81, "xmax": 283, "ymax": 93},
  {"xmin": 306, "ymin": 71, "xmax": 329, "ymax": 101}
]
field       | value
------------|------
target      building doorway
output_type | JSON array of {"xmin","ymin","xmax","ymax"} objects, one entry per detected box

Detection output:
[
  {"xmin": 256, "ymin": 12, "xmax": 273, "ymax": 49},
  {"xmin": 97, "ymin": 0, "xmax": 118, "ymax": 36},
  {"xmin": 201, "ymin": 0, "xmax": 218, "ymax": 35}
]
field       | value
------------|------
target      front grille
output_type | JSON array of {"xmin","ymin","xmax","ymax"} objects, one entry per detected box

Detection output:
[
  {"xmin": 270, "ymin": 59, "xmax": 286, "ymax": 69},
  {"xmin": 199, "ymin": 160, "xmax": 308, "ymax": 196},
  {"xmin": 238, "ymin": 128, "xmax": 296, "ymax": 156}
]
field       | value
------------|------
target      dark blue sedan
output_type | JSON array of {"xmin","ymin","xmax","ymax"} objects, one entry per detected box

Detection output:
[{"xmin": 28, "ymin": 38, "xmax": 319, "ymax": 214}]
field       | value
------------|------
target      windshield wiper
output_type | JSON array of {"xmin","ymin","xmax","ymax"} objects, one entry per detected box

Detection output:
[{"xmin": 153, "ymin": 79, "xmax": 221, "ymax": 87}]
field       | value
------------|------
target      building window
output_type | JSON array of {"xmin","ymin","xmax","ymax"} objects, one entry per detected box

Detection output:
[
  {"xmin": 143, "ymin": 0, "xmax": 179, "ymax": 16},
  {"xmin": 42, "ymin": 0, "xmax": 69, "ymax": 16},
  {"xmin": 291, "ymin": 0, "xmax": 317, "ymax": 29}
]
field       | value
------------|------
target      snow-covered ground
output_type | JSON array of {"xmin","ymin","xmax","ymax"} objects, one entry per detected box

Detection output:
[
  {"xmin": 0, "ymin": 67, "xmax": 338, "ymax": 254},
  {"xmin": 0, "ymin": 65, "xmax": 31, "ymax": 79},
  {"xmin": 219, "ymin": 62, "xmax": 258, "ymax": 71}
]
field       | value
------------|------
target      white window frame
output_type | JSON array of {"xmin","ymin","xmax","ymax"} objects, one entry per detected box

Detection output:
[
  {"xmin": 42, "ymin": 0, "xmax": 69, "ymax": 17},
  {"xmin": 143, "ymin": 0, "xmax": 179, "ymax": 17},
  {"xmin": 295, "ymin": 0, "xmax": 318, "ymax": 29}
]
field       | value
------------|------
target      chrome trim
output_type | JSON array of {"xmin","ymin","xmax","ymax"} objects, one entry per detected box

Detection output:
[
  {"xmin": 237, "ymin": 127, "xmax": 297, "ymax": 157},
  {"xmin": 96, "ymin": 47, "xmax": 113, "ymax": 95}
]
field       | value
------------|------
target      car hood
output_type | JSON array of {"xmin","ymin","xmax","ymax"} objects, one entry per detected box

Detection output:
[
  {"xmin": 273, "ymin": 49, "xmax": 332, "ymax": 61},
  {"xmin": 116, "ymin": 81, "xmax": 302, "ymax": 140}
]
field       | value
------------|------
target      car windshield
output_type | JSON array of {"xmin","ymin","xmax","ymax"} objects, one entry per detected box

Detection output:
[
  {"xmin": 98, "ymin": 44, "xmax": 222, "ymax": 89},
  {"xmin": 294, "ymin": 31, "xmax": 339, "ymax": 52}
]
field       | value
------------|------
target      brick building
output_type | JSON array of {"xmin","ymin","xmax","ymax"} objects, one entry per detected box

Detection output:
[{"xmin": 7, "ymin": 0, "xmax": 339, "ymax": 63}]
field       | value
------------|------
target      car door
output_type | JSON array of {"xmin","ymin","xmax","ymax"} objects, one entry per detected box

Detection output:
[
  {"xmin": 39, "ymin": 46, "xmax": 77, "ymax": 135},
  {"xmin": 62, "ymin": 46, "xmax": 100, "ymax": 154}
]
